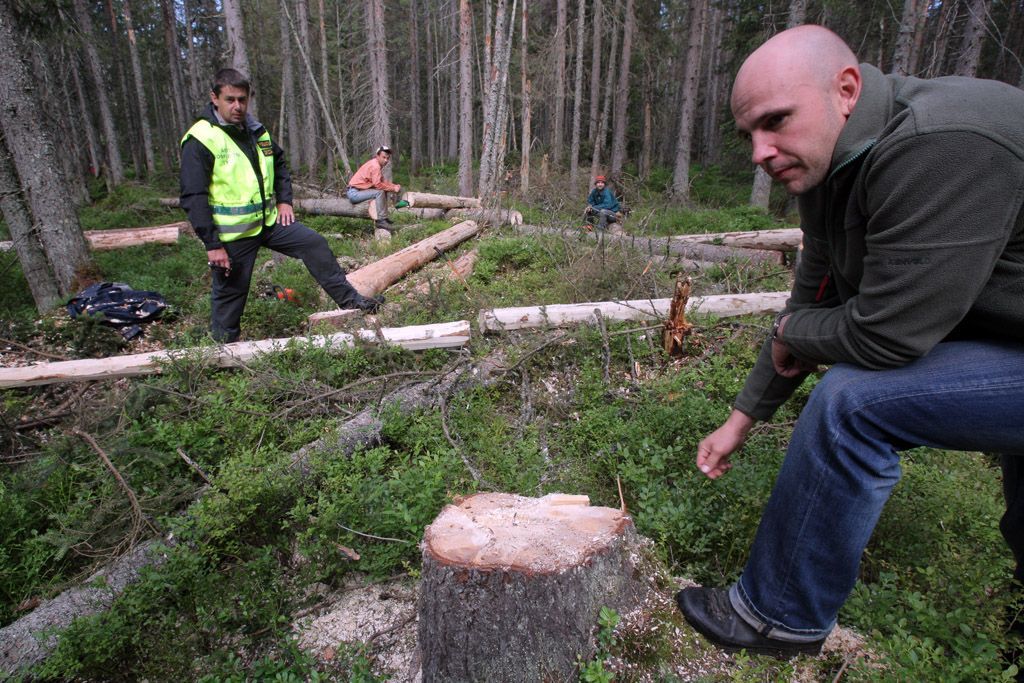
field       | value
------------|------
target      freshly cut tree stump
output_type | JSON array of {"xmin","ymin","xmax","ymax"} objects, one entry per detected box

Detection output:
[{"xmin": 418, "ymin": 492, "xmax": 645, "ymax": 682}]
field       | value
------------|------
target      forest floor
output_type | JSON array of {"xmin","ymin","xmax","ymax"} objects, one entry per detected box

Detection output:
[{"xmin": 0, "ymin": 169, "xmax": 1019, "ymax": 681}]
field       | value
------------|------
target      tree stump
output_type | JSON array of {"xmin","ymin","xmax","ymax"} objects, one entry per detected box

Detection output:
[{"xmin": 417, "ymin": 492, "xmax": 645, "ymax": 682}]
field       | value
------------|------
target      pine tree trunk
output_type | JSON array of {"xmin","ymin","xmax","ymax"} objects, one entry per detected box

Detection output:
[
  {"xmin": 409, "ymin": 0, "xmax": 424, "ymax": 173},
  {"xmin": 954, "ymin": 0, "xmax": 989, "ymax": 77},
  {"xmin": 458, "ymin": 0, "xmax": 474, "ymax": 196},
  {"xmin": 701, "ymin": 0, "xmax": 727, "ymax": 165},
  {"xmin": 296, "ymin": 0, "xmax": 318, "ymax": 169},
  {"xmin": 925, "ymin": 0, "xmax": 959, "ymax": 78},
  {"xmin": 609, "ymin": 0, "xmax": 634, "ymax": 178},
  {"xmin": 70, "ymin": 60, "xmax": 101, "ymax": 180},
  {"xmin": 279, "ymin": 3, "xmax": 300, "ymax": 152},
  {"xmin": 0, "ymin": 4, "xmax": 91, "ymax": 297},
  {"xmin": 568, "ymin": 0, "xmax": 586, "ymax": 186},
  {"xmin": 519, "ymin": 0, "xmax": 531, "ymax": 193},
  {"xmin": 72, "ymin": 0, "xmax": 125, "ymax": 186},
  {"xmin": 426, "ymin": 6, "xmax": 438, "ymax": 165},
  {"xmin": 182, "ymin": 0, "xmax": 204, "ymax": 106},
  {"xmin": 640, "ymin": 79, "xmax": 651, "ymax": 180},
  {"xmin": 366, "ymin": 0, "xmax": 392, "ymax": 179},
  {"xmin": 317, "ymin": 0, "xmax": 334, "ymax": 179},
  {"xmin": 479, "ymin": 0, "xmax": 513, "ymax": 196},
  {"xmin": 222, "ymin": 0, "xmax": 252, "ymax": 78},
  {"xmin": 0, "ymin": 135, "xmax": 60, "ymax": 311},
  {"xmin": 448, "ymin": 0, "xmax": 460, "ymax": 160},
  {"xmin": 551, "ymin": 0, "xmax": 568, "ymax": 164},
  {"xmin": 587, "ymin": 0, "xmax": 602, "ymax": 146},
  {"xmin": 161, "ymin": 0, "xmax": 191, "ymax": 129},
  {"xmin": 590, "ymin": 6, "xmax": 618, "ymax": 180},
  {"xmin": 892, "ymin": 0, "xmax": 920, "ymax": 76},
  {"xmin": 103, "ymin": 0, "xmax": 137, "ymax": 176},
  {"xmin": 671, "ymin": 0, "xmax": 706, "ymax": 200},
  {"xmin": 123, "ymin": 0, "xmax": 156, "ymax": 175}
]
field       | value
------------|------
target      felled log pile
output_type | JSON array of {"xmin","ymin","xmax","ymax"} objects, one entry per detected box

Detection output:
[{"xmin": 0, "ymin": 222, "xmax": 186, "ymax": 252}]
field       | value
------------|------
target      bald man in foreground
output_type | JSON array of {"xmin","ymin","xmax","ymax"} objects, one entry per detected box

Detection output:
[{"xmin": 676, "ymin": 25, "xmax": 1024, "ymax": 658}]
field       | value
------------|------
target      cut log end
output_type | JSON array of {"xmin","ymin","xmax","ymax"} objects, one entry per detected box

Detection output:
[{"xmin": 418, "ymin": 492, "xmax": 646, "ymax": 682}]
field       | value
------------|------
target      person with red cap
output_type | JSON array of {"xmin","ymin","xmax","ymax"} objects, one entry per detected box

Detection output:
[{"xmin": 584, "ymin": 175, "xmax": 621, "ymax": 232}]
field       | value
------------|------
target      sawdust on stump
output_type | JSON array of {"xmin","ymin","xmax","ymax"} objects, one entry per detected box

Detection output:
[{"xmin": 417, "ymin": 492, "xmax": 646, "ymax": 682}]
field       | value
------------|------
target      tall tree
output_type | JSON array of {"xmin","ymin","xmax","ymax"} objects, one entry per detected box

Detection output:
[
  {"xmin": 568, "ymin": 0, "xmax": 586, "ymax": 186},
  {"xmin": 590, "ymin": 8, "xmax": 618, "ymax": 180},
  {"xmin": 72, "ymin": 0, "xmax": 125, "ymax": 186},
  {"xmin": 366, "ymin": 0, "xmax": 391, "ymax": 177},
  {"xmin": 122, "ymin": 0, "xmax": 156, "ymax": 175},
  {"xmin": 520, "ymin": 0, "xmax": 532, "ymax": 192},
  {"xmin": 671, "ymin": 0, "xmax": 706, "ymax": 199},
  {"xmin": 458, "ymin": 0, "xmax": 473, "ymax": 195},
  {"xmin": 587, "ymin": 0, "xmax": 603, "ymax": 145},
  {"xmin": 954, "ymin": 0, "xmax": 991, "ymax": 77},
  {"xmin": 278, "ymin": 1, "xmax": 300, "ymax": 152},
  {"xmin": 426, "ymin": 3, "xmax": 438, "ymax": 165},
  {"xmin": 892, "ymin": 0, "xmax": 923, "ymax": 75},
  {"xmin": 0, "ymin": 133, "xmax": 60, "ymax": 311},
  {"xmin": 609, "ymin": 0, "xmax": 634, "ymax": 177},
  {"xmin": 222, "ymin": 0, "xmax": 251, "ymax": 78},
  {"xmin": 409, "ymin": 0, "xmax": 424, "ymax": 173},
  {"xmin": 479, "ymin": 0, "xmax": 513, "ymax": 196},
  {"xmin": 0, "ymin": 4, "xmax": 91, "ymax": 300},
  {"xmin": 318, "ymin": 0, "xmax": 334, "ymax": 176},
  {"xmin": 160, "ymin": 0, "xmax": 190, "ymax": 131},
  {"xmin": 551, "ymin": 0, "xmax": 568, "ymax": 163},
  {"xmin": 297, "ymin": 0, "xmax": 318, "ymax": 169}
]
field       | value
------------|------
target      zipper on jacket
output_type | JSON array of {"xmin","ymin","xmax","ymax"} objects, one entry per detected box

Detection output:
[{"xmin": 827, "ymin": 140, "xmax": 876, "ymax": 183}]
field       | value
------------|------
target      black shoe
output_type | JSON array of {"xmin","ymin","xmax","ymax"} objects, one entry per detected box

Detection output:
[
  {"xmin": 350, "ymin": 293, "xmax": 384, "ymax": 313},
  {"xmin": 675, "ymin": 587, "xmax": 825, "ymax": 659},
  {"xmin": 374, "ymin": 219, "xmax": 394, "ymax": 233}
]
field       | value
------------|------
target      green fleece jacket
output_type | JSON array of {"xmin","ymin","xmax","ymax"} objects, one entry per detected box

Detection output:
[{"xmin": 735, "ymin": 64, "xmax": 1024, "ymax": 421}]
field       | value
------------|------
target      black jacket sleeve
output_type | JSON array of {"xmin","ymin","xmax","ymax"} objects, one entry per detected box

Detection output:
[
  {"xmin": 179, "ymin": 137, "xmax": 222, "ymax": 250},
  {"xmin": 272, "ymin": 141, "xmax": 293, "ymax": 206}
]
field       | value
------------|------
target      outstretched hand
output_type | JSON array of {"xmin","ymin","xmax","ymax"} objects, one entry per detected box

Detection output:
[
  {"xmin": 277, "ymin": 203, "xmax": 295, "ymax": 226},
  {"xmin": 697, "ymin": 409, "xmax": 755, "ymax": 479}
]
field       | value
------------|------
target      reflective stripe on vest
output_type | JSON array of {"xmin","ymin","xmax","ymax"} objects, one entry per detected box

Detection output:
[{"xmin": 181, "ymin": 120, "xmax": 278, "ymax": 242}]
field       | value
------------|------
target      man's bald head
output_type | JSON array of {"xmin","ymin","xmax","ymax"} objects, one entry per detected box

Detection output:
[{"xmin": 730, "ymin": 25, "xmax": 862, "ymax": 194}]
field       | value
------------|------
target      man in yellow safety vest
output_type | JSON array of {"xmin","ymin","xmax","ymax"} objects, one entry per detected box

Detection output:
[{"xmin": 180, "ymin": 68, "xmax": 382, "ymax": 342}]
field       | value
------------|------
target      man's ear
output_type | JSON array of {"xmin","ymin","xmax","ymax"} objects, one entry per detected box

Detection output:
[
  {"xmin": 209, "ymin": 90, "xmax": 217, "ymax": 103},
  {"xmin": 836, "ymin": 65, "xmax": 861, "ymax": 117}
]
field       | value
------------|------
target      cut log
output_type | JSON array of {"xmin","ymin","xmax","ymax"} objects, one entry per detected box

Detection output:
[
  {"xmin": 667, "ymin": 227, "xmax": 802, "ymax": 252},
  {"xmin": 309, "ymin": 221, "xmax": 482, "ymax": 328},
  {"xmin": 446, "ymin": 207, "xmax": 523, "ymax": 226},
  {"xmin": 402, "ymin": 191, "xmax": 482, "ymax": 209},
  {"xmin": 0, "ymin": 321, "xmax": 471, "ymax": 389},
  {"xmin": 2, "ymin": 223, "xmax": 184, "ymax": 252},
  {"xmin": 412, "ymin": 249, "xmax": 479, "ymax": 295},
  {"xmin": 478, "ymin": 291, "xmax": 789, "ymax": 333},
  {"xmin": 418, "ymin": 492, "xmax": 645, "ymax": 682},
  {"xmin": 161, "ymin": 196, "xmax": 370, "ymax": 218},
  {"xmin": 516, "ymin": 224, "xmax": 781, "ymax": 264},
  {"xmin": 0, "ymin": 540, "xmax": 167, "ymax": 676},
  {"xmin": 398, "ymin": 207, "xmax": 448, "ymax": 220}
]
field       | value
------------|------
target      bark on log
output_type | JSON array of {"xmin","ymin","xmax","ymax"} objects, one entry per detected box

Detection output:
[
  {"xmin": 398, "ymin": 207, "xmax": 448, "ymax": 220},
  {"xmin": 667, "ymin": 227, "xmax": 801, "ymax": 252},
  {"xmin": 479, "ymin": 291, "xmax": 789, "ymax": 333},
  {"xmin": 0, "ymin": 321, "xmax": 471, "ymax": 389},
  {"xmin": 446, "ymin": 207, "xmax": 523, "ymax": 226},
  {"xmin": 160, "ymin": 196, "xmax": 371, "ymax": 218},
  {"xmin": 309, "ymin": 221, "xmax": 481, "ymax": 328},
  {"xmin": 402, "ymin": 191, "xmax": 482, "ymax": 209},
  {"xmin": 1, "ymin": 224, "xmax": 184, "ymax": 252},
  {"xmin": 516, "ymin": 224, "xmax": 781, "ymax": 264},
  {"xmin": 418, "ymin": 492, "xmax": 645, "ymax": 682},
  {"xmin": 0, "ymin": 540, "xmax": 167, "ymax": 676}
]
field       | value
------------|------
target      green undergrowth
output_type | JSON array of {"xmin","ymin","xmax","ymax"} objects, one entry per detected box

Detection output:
[{"xmin": 1, "ymin": 166, "xmax": 1018, "ymax": 680}]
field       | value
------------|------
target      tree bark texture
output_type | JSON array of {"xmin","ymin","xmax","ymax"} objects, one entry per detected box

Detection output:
[
  {"xmin": 222, "ymin": 0, "xmax": 252, "ymax": 87},
  {"xmin": 519, "ymin": 0, "xmax": 531, "ymax": 192},
  {"xmin": 0, "ymin": 4, "xmax": 92, "ymax": 297},
  {"xmin": 587, "ymin": 0, "xmax": 603, "ymax": 146},
  {"xmin": 954, "ymin": 0, "xmax": 990, "ymax": 77},
  {"xmin": 409, "ymin": 0, "xmax": 424, "ymax": 173},
  {"xmin": 892, "ymin": 0, "xmax": 921, "ymax": 75},
  {"xmin": 590, "ymin": 9, "xmax": 618, "ymax": 180},
  {"xmin": 0, "ymin": 134, "xmax": 60, "ymax": 311},
  {"xmin": 671, "ymin": 0, "xmax": 707, "ymax": 201},
  {"xmin": 569, "ymin": 0, "xmax": 586, "ymax": 186},
  {"xmin": 122, "ymin": 0, "xmax": 157, "ymax": 175},
  {"xmin": 551, "ymin": 0, "xmax": 568, "ymax": 164},
  {"xmin": 161, "ymin": 0, "xmax": 192, "ymax": 130},
  {"xmin": 609, "ymin": 0, "xmax": 634, "ymax": 178},
  {"xmin": 366, "ymin": 0, "xmax": 391, "ymax": 158},
  {"xmin": 458, "ymin": 0, "xmax": 474, "ymax": 196},
  {"xmin": 72, "ymin": 0, "xmax": 125, "ymax": 185},
  {"xmin": 417, "ymin": 492, "xmax": 645, "ymax": 683},
  {"xmin": 296, "ymin": 0, "xmax": 318, "ymax": 169}
]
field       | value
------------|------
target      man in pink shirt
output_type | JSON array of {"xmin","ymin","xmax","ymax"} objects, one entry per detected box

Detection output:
[{"xmin": 346, "ymin": 145, "xmax": 405, "ymax": 233}]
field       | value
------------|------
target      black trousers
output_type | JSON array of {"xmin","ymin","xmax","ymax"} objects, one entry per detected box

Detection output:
[{"xmin": 210, "ymin": 221, "xmax": 360, "ymax": 342}]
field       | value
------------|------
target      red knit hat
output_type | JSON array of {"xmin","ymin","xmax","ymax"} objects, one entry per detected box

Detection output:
[{"xmin": 595, "ymin": 175, "xmax": 606, "ymax": 183}]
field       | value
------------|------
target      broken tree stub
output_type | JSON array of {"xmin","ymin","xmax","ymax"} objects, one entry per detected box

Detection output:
[{"xmin": 418, "ymin": 492, "xmax": 645, "ymax": 682}]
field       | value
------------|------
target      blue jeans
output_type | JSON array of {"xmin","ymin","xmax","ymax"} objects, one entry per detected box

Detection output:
[
  {"xmin": 732, "ymin": 339, "xmax": 1024, "ymax": 641},
  {"xmin": 346, "ymin": 187, "xmax": 387, "ymax": 219}
]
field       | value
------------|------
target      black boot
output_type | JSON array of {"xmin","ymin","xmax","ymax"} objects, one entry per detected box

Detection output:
[{"xmin": 349, "ymin": 292, "xmax": 384, "ymax": 313}]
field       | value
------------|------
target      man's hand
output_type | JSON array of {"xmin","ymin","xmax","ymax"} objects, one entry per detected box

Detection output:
[
  {"xmin": 584, "ymin": 206, "xmax": 593, "ymax": 214},
  {"xmin": 207, "ymin": 247, "xmax": 231, "ymax": 273},
  {"xmin": 769, "ymin": 314, "xmax": 819, "ymax": 377},
  {"xmin": 697, "ymin": 409, "xmax": 755, "ymax": 479},
  {"xmin": 277, "ymin": 203, "xmax": 295, "ymax": 226}
]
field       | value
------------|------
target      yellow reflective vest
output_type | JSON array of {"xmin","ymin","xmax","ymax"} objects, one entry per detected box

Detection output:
[{"xmin": 180, "ymin": 120, "xmax": 278, "ymax": 242}]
